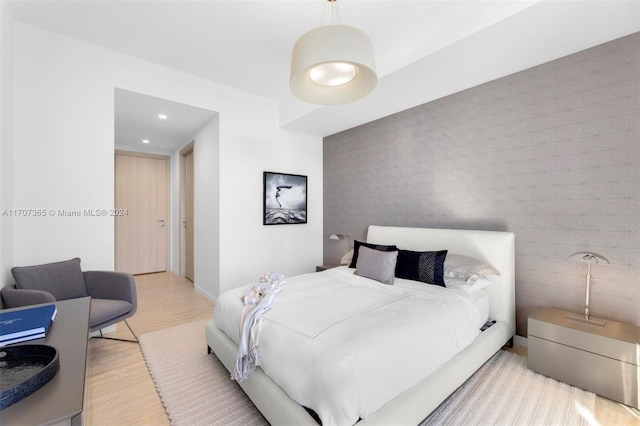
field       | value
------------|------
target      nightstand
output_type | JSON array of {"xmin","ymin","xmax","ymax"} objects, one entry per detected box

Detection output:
[
  {"xmin": 528, "ymin": 307, "xmax": 639, "ymax": 409},
  {"xmin": 315, "ymin": 264, "xmax": 341, "ymax": 272}
]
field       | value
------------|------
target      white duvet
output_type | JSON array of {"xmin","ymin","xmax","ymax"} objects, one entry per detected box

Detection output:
[{"xmin": 215, "ymin": 266, "xmax": 482, "ymax": 426}]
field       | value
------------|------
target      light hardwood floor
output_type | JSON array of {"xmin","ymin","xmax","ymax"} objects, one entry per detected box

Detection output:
[
  {"xmin": 84, "ymin": 272, "xmax": 214, "ymax": 426},
  {"xmin": 84, "ymin": 272, "xmax": 640, "ymax": 425}
]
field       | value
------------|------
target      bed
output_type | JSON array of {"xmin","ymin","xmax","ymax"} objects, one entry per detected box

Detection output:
[{"xmin": 205, "ymin": 225, "xmax": 515, "ymax": 425}]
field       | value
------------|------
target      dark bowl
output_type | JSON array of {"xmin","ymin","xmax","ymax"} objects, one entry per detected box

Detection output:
[{"xmin": 0, "ymin": 344, "xmax": 59, "ymax": 410}]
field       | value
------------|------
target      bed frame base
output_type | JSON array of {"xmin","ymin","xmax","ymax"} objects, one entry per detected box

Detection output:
[
  {"xmin": 206, "ymin": 319, "xmax": 317, "ymax": 425},
  {"xmin": 206, "ymin": 319, "xmax": 512, "ymax": 425}
]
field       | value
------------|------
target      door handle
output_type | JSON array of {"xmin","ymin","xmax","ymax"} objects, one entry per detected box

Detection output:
[{"xmin": 158, "ymin": 219, "xmax": 165, "ymax": 228}]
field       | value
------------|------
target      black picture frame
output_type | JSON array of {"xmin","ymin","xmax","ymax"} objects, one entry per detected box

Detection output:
[{"xmin": 263, "ymin": 171, "xmax": 307, "ymax": 225}]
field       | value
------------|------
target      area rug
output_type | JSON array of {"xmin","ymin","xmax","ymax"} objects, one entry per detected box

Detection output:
[
  {"xmin": 139, "ymin": 320, "xmax": 268, "ymax": 426},
  {"xmin": 140, "ymin": 321, "xmax": 596, "ymax": 426},
  {"xmin": 421, "ymin": 349, "xmax": 596, "ymax": 426}
]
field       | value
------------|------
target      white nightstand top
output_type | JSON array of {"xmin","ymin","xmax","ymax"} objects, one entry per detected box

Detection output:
[{"xmin": 529, "ymin": 307, "xmax": 640, "ymax": 346}]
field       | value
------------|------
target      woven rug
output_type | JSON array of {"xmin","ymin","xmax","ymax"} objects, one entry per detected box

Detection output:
[
  {"xmin": 139, "ymin": 320, "xmax": 268, "ymax": 426},
  {"xmin": 140, "ymin": 321, "xmax": 596, "ymax": 426},
  {"xmin": 421, "ymin": 349, "xmax": 596, "ymax": 425}
]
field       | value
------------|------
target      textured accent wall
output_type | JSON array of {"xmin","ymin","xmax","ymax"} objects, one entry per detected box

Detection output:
[{"xmin": 323, "ymin": 33, "xmax": 639, "ymax": 336}]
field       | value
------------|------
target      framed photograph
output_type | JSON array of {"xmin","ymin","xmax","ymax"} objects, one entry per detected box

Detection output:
[{"xmin": 263, "ymin": 171, "xmax": 307, "ymax": 225}]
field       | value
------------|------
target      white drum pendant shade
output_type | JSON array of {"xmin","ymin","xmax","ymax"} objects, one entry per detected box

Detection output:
[{"xmin": 290, "ymin": 25, "xmax": 377, "ymax": 105}]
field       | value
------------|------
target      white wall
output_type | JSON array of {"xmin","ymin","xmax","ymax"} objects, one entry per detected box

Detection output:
[
  {"xmin": 13, "ymin": 23, "xmax": 115, "ymax": 271},
  {"xmin": 8, "ymin": 21, "xmax": 323, "ymax": 298},
  {"xmin": 218, "ymin": 113, "xmax": 323, "ymax": 291},
  {"xmin": 193, "ymin": 117, "xmax": 220, "ymax": 298},
  {"xmin": 169, "ymin": 116, "xmax": 221, "ymax": 298},
  {"xmin": 0, "ymin": 2, "xmax": 15, "ymax": 286}
]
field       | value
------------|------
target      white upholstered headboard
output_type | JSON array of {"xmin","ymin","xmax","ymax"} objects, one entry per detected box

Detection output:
[{"xmin": 366, "ymin": 225, "xmax": 515, "ymax": 335}]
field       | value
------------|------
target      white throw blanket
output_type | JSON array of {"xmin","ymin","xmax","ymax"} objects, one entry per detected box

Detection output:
[{"xmin": 232, "ymin": 272, "xmax": 285, "ymax": 381}]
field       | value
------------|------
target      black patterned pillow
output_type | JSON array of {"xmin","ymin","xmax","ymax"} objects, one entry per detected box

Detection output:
[
  {"xmin": 348, "ymin": 240, "xmax": 398, "ymax": 268},
  {"xmin": 395, "ymin": 249, "xmax": 448, "ymax": 287}
]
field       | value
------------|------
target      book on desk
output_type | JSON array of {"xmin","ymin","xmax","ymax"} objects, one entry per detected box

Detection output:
[{"xmin": 0, "ymin": 304, "xmax": 57, "ymax": 347}]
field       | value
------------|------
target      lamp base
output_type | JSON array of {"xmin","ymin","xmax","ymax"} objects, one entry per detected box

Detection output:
[{"xmin": 565, "ymin": 312, "xmax": 606, "ymax": 327}]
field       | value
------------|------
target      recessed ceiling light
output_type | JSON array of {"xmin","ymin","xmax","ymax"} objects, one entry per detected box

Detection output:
[
  {"xmin": 142, "ymin": 139, "xmax": 150, "ymax": 144},
  {"xmin": 158, "ymin": 114, "xmax": 168, "ymax": 120}
]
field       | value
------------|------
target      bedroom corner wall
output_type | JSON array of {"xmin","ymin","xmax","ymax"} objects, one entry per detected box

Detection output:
[
  {"xmin": 323, "ymin": 33, "xmax": 639, "ymax": 336},
  {"xmin": 192, "ymin": 116, "xmax": 220, "ymax": 300},
  {"xmin": 10, "ymin": 22, "xmax": 322, "ymax": 298},
  {"xmin": 0, "ymin": 2, "xmax": 15, "ymax": 288}
]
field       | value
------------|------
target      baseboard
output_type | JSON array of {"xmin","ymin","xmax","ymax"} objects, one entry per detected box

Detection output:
[{"xmin": 195, "ymin": 284, "xmax": 217, "ymax": 305}]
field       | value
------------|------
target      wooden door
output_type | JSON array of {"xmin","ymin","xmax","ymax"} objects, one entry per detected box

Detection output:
[
  {"xmin": 184, "ymin": 150, "xmax": 195, "ymax": 281},
  {"xmin": 115, "ymin": 153, "xmax": 169, "ymax": 274}
]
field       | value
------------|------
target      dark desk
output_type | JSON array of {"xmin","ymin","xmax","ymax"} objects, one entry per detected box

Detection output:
[{"xmin": 0, "ymin": 297, "xmax": 90, "ymax": 426}]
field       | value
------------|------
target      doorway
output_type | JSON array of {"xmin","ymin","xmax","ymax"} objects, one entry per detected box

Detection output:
[
  {"xmin": 114, "ymin": 151, "xmax": 170, "ymax": 274},
  {"xmin": 114, "ymin": 88, "xmax": 218, "ymax": 281},
  {"xmin": 180, "ymin": 142, "xmax": 195, "ymax": 281}
]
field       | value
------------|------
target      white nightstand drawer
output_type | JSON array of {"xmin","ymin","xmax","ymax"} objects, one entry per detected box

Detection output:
[
  {"xmin": 529, "ymin": 315, "xmax": 638, "ymax": 365},
  {"xmin": 528, "ymin": 307, "xmax": 640, "ymax": 409},
  {"xmin": 529, "ymin": 336, "xmax": 638, "ymax": 407}
]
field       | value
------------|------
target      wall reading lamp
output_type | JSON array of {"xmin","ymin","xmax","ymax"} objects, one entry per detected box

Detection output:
[{"xmin": 329, "ymin": 234, "xmax": 352, "ymax": 250}]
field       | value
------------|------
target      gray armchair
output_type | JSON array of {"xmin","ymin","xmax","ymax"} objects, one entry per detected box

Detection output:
[{"xmin": 1, "ymin": 258, "xmax": 138, "ymax": 342}]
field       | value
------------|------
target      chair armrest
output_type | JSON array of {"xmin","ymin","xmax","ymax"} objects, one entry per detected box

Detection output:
[
  {"xmin": 83, "ymin": 271, "xmax": 137, "ymax": 306},
  {"xmin": 1, "ymin": 285, "xmax": 56, "ymax": 308}
]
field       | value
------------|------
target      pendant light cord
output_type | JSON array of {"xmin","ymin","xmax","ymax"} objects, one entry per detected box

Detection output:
[{"xmin": 319, "ymin": 0, "xmax": 341, "ymax": 27}]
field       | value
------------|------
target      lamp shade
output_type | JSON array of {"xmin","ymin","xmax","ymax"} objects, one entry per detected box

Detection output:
[
  {"xmin": 290, "ymin": 25, "xmax": 377, "ymax": 105},
  {"xmin": 567, "ymin": 251, "xmax": 609, "ymax": 265}
]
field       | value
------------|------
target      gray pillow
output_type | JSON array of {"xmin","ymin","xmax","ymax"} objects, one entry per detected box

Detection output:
[
  {"xmin": 355, "ymin": 246, "xmax": 398, "ymax": 285},
  {"xmin": 12, "ymin": 257, "xmax": 88, "ymax": 301}
]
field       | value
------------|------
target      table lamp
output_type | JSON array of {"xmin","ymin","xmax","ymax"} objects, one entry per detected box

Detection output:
[{"xmin": 566, "ymin": 251, "xmax": 609, "ymax": 327}]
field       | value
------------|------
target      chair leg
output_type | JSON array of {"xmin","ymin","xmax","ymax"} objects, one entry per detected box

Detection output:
[{"xmin": 95, "ymin": 319, "xmax": 139, "ymax": 343}]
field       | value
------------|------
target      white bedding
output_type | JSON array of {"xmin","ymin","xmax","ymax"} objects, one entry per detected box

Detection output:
[
  {"xmin": 215, "ymin": 266, "xmax": 484, "ymax": 426},
  {"xmin": 448, "ymin": 286, "xmax": 490, "ymax": 328},
  {"xmin": 471, "ymin": 289, "xmax": 490, "ymax": 325}
]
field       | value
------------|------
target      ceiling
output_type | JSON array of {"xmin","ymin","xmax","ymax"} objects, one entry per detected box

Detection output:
[
  {"xmin": 8, "ymin": 0, "xmax": 640, "ymax": 144},
  {"xmin": 114, "ymin": 89, "xmax": 217, "ymax": 152}
]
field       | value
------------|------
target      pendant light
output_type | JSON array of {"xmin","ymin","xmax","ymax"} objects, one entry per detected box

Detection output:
[{"xmin": 290, "ymin": 0, "xmax": 377, "ymax": 105}]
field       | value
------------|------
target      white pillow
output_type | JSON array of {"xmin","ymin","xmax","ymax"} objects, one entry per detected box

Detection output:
[
  {"xmin": 340, "ymin": 249, "xmax": 354, "ymax": 265},
  {"xmin": 444, "ymin": 254, "xmax": 500, "ymax": 285},
  {"xmin": 445, "ymin": 276, "xmax": 492, "ymax": 294}
]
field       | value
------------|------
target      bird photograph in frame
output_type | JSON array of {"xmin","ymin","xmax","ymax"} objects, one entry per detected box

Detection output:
[{"xmin": 263, "ymin": 172, "xmax": 307, "ymax": 225}]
